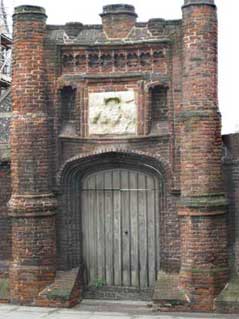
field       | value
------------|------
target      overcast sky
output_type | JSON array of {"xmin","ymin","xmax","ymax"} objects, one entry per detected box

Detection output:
[{"xmin": 5, "ymin": 0, "xmax": 239, "ymax": 135}]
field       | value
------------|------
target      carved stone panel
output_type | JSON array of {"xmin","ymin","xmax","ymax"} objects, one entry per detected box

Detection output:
[{"xmin": 88, "ymin": 90, "xmax": 137, "ymax": 135}]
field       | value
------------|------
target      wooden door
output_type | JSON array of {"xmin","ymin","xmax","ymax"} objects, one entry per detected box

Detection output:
[{"xmin": 81, "ymin": 168, "xmax": 160, "ymax": 290}]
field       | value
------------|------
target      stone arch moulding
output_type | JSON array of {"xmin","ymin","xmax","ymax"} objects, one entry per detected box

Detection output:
[
  {"xmin": 56, "ymin": 149, "xmax": 173, "ymax": 273},
  {"xmin": 57, "ymin": 148, "xmax": 172, "ymax": 189}
]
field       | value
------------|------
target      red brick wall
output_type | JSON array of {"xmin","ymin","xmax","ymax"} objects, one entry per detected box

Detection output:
[
  {"xmin": 223, "ymin": 134, "xmax": 239, "ymax": 271},
  {"xmin": 0, "ymin": 163, "xmax": 11, "ymax": 274}
]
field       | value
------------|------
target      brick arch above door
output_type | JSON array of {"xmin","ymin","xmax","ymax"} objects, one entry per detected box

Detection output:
[
  {"xmin": 56, "ymin": 150, "xmax": 180, "ymax": 274},
  {"xmin": 57, "ymin": 149, "xmax": 172, "ymax": 191}
]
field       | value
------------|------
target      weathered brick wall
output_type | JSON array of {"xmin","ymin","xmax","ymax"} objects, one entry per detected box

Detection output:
[
  {"xmin": 0, "ymin": 162, "xmax": 11, "ymax": 274},
  {"xmin": 0, "ymin": 89, "xmax": 11, "ymax": 161},
  {"xmin": 223, "ymin": 134, "xmax": 239, "ymax": 271},
  {"xmin": 150, "ymin": 86, "xmax": 168, "ymax": 134}
]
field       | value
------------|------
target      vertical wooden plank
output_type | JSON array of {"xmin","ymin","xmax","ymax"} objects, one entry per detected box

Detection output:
[
  {"xmin": 82, "ymin": 178, "xmax": 90, "ymax": 285},
  {"xmin": 76, "ymin": 180, "xmax": 81, "ymax": 266},
  {"xmin": 69, "ymin": 183, "xmax": 73, "ymax": 268},
  {"xmin": 147, "ymin": 175, "xmax": 157, "ymax": 286},
  {"xmin": 129, "ymin": 170, "xmax": 139, "ymax": 287},
  {"xmin": 96, "ymin": 173, "xmax": 105, "ymax": 284},
  {"xmin": 99, "ymin": 172, "xmax": 106, "ymax": 283},
  {"xmin": 145, "ymin": 175, "xmax": 150, "ymax": 287},
  {"xmin": 128, "ymin": 170, "xmax": 132, "ymax": 286},
  {"xmin": 104, "ymin": 170, "xmax": 113, "ymax": 285},
  {"xmin": 93, "ymin": 175, "xmax": 98, "ymax": 281},
  {"xmin": 81, "ymin": 181, "xmax": 85, "ymax": 283},
  {"xmin": 138, "ymin": 173, "xmax": 148, "ymax": 288},
  {"xmin": 102, "ymin": 171, "xmax": 107, "ymax": 284},
  {"xmin": 88, "ymin": 175, "xmax": 96, "ymax": 286},
  {"xmin": 155, "ymin": 177, "xmax": 160, "ymax": 273},
  {"xmin": 73, "ymin": 178, "xmax": 79, "ymax": 267},
  {"xmin": 111, "ymin": 170, "xmax": 115, "ymax": 285},
  {"xmin": 66, "ymin": 186, "xmax": 71, "ymax": 268},
  {"xmin": 81, "ymin": 183, "xmax": 85, "ymax": 283},
  {"xmin": 121, "ymin": 169, "xmax": 131, "ymax": 286},
  {"xmin": 71, "ymin": 180, "xmax": 75, "ymax": 267},
  {"xmin": 113, "ymin": 169, "xmax": 121, "ymax": 286}
]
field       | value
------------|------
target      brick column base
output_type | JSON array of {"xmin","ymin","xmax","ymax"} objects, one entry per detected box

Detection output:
[
  {"xmin": 9, "ymin": 194, "xmax": 57, "ymax": 304},
  {"xmin": 178, "ymin": 198, "xmax": 229, "ymax": 311}
]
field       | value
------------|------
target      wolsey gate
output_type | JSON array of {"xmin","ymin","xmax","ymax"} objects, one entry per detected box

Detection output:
[{"xmin": 2, "ymin": 0, "xmax": 236, "ymax": 313}]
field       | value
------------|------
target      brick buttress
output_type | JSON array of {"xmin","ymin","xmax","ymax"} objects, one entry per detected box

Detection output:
[
  {"xmin": 178, "ymin": 0, "xmax": 229, "ymax": 311},
  {"xmin": 9, "ymin": 6, "xmax": 57, "ymax": 304}
]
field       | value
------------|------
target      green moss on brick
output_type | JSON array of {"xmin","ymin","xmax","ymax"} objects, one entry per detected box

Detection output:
[
  {"xmin": 46, "ymin": 287, "xmax": 71, "ymax": 302},
  {"xmin": 0, "ymin": 278, "xmax": 9, "ymax": 300}
]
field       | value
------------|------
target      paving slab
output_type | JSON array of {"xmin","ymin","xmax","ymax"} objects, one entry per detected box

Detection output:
[
  {"xmin": 2, "ymin": 311, "xmax": 47, "ymax": 319},
  {"xmin": 0, "ymin": 304, "xmax": 239, "ymax": 319},
  {"xmin": 0, "ymin": 305, "xmax": 18, "ymax": 311},
  {"xmin": 58, "ymin": 309, "xmax": 92, "ymax": 315},
  {"xmin": 17, "ymin": 306, "xmax": 56, "ymax": 313},
  {"xmin": 43, "ymin": 313, "xmax": 92, "ymax": 319},
  {"xmin": 133, "ymin": 316, "xmax": 177, "ymax": 319},
  {"xmin": 89, "ymin": 315, "xmax": 131, "ymax": 319}
]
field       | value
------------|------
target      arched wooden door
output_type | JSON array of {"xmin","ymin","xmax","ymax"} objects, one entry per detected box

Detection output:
[{"xmin": 81, "ymin": 168, "xmax": 161, "ymax": 295}]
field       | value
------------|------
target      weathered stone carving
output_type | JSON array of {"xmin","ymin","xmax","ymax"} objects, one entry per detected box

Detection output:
[{"xmin": 89, "ymin": 90, "xmax": 137, "ymax": 135}]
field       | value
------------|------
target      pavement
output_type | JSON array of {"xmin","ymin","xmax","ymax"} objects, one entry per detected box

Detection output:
[{"xmin": 0, "ymin": 301, "xmax": 238, "ymax": 319}]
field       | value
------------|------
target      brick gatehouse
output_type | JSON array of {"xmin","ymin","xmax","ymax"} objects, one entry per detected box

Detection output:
[{"xmin": 1, "ymin": 0, "xmax": 239, "ymax": 313}]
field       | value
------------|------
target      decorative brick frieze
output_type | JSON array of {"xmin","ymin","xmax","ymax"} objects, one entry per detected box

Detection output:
[{"xmin": 61, "ymin": 46, "xmax": 168, "ymax": 75}]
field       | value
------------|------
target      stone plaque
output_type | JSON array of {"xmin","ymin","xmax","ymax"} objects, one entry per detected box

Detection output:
[{"xmin": 88, "ymin": 90, "xmax": 137, "ymax": 135}]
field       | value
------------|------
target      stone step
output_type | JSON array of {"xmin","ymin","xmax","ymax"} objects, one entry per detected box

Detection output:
[{"xmin": 36, "ymin": 267, "xmax": 81, "ymax": 308}]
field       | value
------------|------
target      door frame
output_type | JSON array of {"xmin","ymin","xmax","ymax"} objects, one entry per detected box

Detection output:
[
  {"xmin": 57, "ymin": 152, "xmax": 170, "ymax": 291},
  {"xmin": 80, "ymin": 166, "xmax": 162, "ymax": 290}
]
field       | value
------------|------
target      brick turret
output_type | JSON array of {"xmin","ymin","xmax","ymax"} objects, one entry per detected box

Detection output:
[
  {"xmin": 179, "ymin": 0, "xmax": 228, "ymax": 311},
  {"xmin": 100, "ymin": 4, "xmax": 137, "ymax": 39},
  {"xmin": 9, "ymin": 5, "xmax": 57, "ymax": 304}
]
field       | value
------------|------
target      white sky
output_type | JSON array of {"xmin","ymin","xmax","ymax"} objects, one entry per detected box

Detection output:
[{"xmin": 5, "ymin": 0, "xmax": 239, "ymax": 135}]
